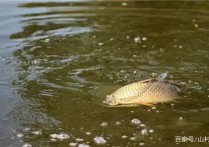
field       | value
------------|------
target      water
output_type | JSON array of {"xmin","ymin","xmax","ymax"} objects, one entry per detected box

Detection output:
[{"xmin": 0, "ymin": 1, "xmax": 209, "ymax": 146}]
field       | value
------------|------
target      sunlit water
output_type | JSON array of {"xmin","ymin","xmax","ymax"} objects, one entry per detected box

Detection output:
[{"xmin": 0, "ymin": 1, "xmax": 209, "ymax": 146}]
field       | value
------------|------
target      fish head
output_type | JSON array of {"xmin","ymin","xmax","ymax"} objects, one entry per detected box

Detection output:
[{"xmin": 103, "ymin": 94, "xmax": 118, "ymax": 106}]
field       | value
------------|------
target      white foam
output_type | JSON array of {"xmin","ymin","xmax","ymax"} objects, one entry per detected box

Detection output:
[
  {"xmin": 115, "ymin": 121, "xmax": 121, "ymax": 126},
  {"xmin": 32, "ymin": 130, "xmax": 42, "ymax": 135},
  {"xmin": 141, "ymin": 129, "xmax": 148, "ymax": 135},
  {"xmin": 122, "ymin": 2, "xmax": 127, "ymax": 6},
  {"xmin": 130, "ymin": 136, "xmax": 137, "ymax": 141},
  {"xmin": 22, "ymin": 143, "xmax": 32, "ymax": 147},
  {"xmin": 139, "ymin": 124, "xmax": 146, "ymax": 127},
  {"xmin": 69, "ymin": 142, "xmax": 78, "ymax": 147},
  {"xmin": 98, "ymin": 42, "xmax": 104, "ymax": 46},
  {"xmin": 50, "ymin": 138, "xmax": 57, "ymax": 142},
  {"xmin": 134, "ymin": 37, "xmax": 141, "ymax": 43},
  {"xmin": 23, "ymin": 128, "xmax": 31, "ymax": 131},
  {"xmin": 93, "ymin": 136, "xmax": 107, "ymax": 144},
  {"xmin": 179, "ymin": 117, "xmax": 183, "ymax": 120},
  {"xmin": 86, "ymin": 132, "xmax": 91, "ymax": 136},
  {"xmin": 78, "ymin": 144, "xmax": 90, "ymax": 147},
  {"xmin": 142, "ymin": 37, "xmax": 147, "ymax": 41},
  {"xmin": 139, "ymin": 142, "xmax": 145, "ymax": 146},
  {"xmin": 50, "ymin": 133, "xmax": 70, "ymax": 140},
  {"xmin": 122, "ymin": 135, "xmax": 128, "ymax": 139},
  {"xmin": 17, "ymin": 134, "xmax": 24, "ymax": 138},
  {"xmin": 131, "ymin": 118, "xmax": 141, "ymax": 125},
  {"xmin": 76, "ymin": 138, "xmax": 84, "ymax": 142},
  {"xmin": 100, "ymin": 122, "xmax": 108, "ymax": 128}
]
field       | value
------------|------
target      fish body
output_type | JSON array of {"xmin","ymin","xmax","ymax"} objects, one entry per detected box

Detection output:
[{"xmin": 103, "ymin": 78, "xmax": 182, "ymax": 106}]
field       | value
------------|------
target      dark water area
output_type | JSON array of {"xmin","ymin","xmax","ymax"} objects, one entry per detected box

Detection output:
[{"xmin": 0, "ymin": 1, "xmax": 209, "ymax": 146}]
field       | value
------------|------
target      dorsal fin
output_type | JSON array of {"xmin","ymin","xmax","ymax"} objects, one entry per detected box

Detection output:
[{"xmin": 138, "ymin": 78, "xmax": 155, "ymax": 83}]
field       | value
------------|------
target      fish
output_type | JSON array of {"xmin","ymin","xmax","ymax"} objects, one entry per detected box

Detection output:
[{"xmin": 103, "ymin": 72, "xmax": 182, "ymax": 107}]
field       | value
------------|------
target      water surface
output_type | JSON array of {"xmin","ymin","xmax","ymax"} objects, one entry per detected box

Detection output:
[{"xmin": 0, "ymin": 1, "xmax": 209, "ymax": 146}]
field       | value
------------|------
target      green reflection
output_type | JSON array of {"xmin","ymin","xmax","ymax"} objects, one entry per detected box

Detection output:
[{"xmin": 8, "ymin": 1, "xmax": 209, "ymax": 146}]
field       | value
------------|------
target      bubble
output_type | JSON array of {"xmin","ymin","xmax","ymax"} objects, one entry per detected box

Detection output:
[
  {"xmin": 78, "ymin": 144, "xmax": 90, "ymax": 147},
  {"xmin": 69, "ymin": 142, "xmax": 78, "ymax": 147},
  {"xmin": 139, "ymin": 124, "xmax": 146, "ymax": 127},
  {"xmin": 151, "ymin": 106, "xmax": 156, "ymax": 110},
  {"xmin": 188, "ymin": 80, "xmax": 192, "ymax": 83},
  {"xmin": 194, "ymin": 24, "xmax": 199, "ymax": 28},
  {"xmin": 23, "ymin": 128, "xmax": 31, "ymax": 131},
  {"xmin": 93, "ymin": 136, "xmax": 107, "ymax": 145},
  {"xmin": 109, "ymin": 38, "xmax": 114, "ymax": 41},
  {"xmin": 50, "ymin": 138, "xmax": 57, "ymax": 142},
  {"xmin": 142, "ymin": 37, "xmax": 147, "ymax": 41},
  {"xmin": 179, "ymin": 117, "xmax": 183, "ymax": 120},
  {"xmin": 115, "ymin": 121, "xmax": 122, "ymax": 126},
  {"xmin": 22, "ymin": 143, "xmax": 32, "ymax": 147},
  {"xmin": 98, "ymin": 42, "xmax": 104, "ymax": 46},
  {"xmin": 141, "ymin": 129, "xmax": 148, "ymax": 135},
  {"xmin": 149, "ymin": 129, "xmax": 154, "ymax": 133},
  {"xmin": 44, "ymin": 38, "xmax": 50, "ymax": 42},
  {"xmin": 100, "ymin": 122, "xmax": 108, "ymax": 128},
  {"xmin": 131, "ymin": 118, "xmax": 141, "ymax": 125},
  {"xmin": 86, "ymin": 132, "xmax": 91, "ymax": 136},
  {"xmin": 50, "ymin": 134, "xmax": 58, "ymax": 138},
  {"xmin": 122, "ymin": 135, "xmax": 128, "ymax": 139},
  {"xmin": 134, "ymin": 37, "xmax": 141, "ymax": 43},
  {"xmin": 139, "ymin": 142, "xmax": 145, "ymax": 146},
  {"xmin": 133, "ymin": 55, "xmax": 137, "ymax": 58},
  {"xmin": 130, "ymin": 136, "xmax": 137, "ymax": 141},
  {"xmin": 50, "ymin": 133, "xmax": 70, "ymax": 140},
  {"xmin": 76, "ymin": 138, "xmax": 84, "ymax": 142},
  {"xmin": 121, "ymin": 2, "xmax": 127, "ymax": 6},
  {"xmin": 32, "ymin": 130, "xmax": 42, "ymax": 135},
  {"xmin": 17, "ymin": 134, "xmax": 24, "ymax": 138},
  {"xmin": 126, "ymin": 36, "xmax": 130, "ymax": 39}
]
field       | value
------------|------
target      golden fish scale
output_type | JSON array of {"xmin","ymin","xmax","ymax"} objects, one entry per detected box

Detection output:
[
  {"xmin": 110, "ymin": 79, "xmax": 181, "ymax": 105},
  {"xmin": 111, "ymin": 81, "xmax": 147, "ymax": 100},
  {"xmin": 134, "ymin": 81, "xmax": 179, "ymax": 103}
]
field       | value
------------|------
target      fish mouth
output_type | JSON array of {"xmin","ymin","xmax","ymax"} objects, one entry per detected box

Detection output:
[{"xmin": 103, "ymin": 95, "xmax": 118, "ymax": 106}]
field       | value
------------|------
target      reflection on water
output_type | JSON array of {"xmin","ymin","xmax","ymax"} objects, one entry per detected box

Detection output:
[{"xmin": 0, "ymin": 1, "xmax": 209, "ymax": 146}]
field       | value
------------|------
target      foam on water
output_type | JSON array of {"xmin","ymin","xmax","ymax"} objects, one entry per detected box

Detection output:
[
  {"xmin": 50, "ymin": 133, "xmax": 70, "ymax": 140},
  {"xmin": 93, "ymin": 136, "xmax": 107, "ymax": 145}
]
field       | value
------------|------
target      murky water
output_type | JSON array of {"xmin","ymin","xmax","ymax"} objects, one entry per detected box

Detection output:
[{"xmin": 0, "ymin": 1, "xmax": 209, "ymax": 146}]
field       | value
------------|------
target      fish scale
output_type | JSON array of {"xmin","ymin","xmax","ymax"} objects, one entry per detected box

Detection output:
[{"xmin": 104, "ymin": 78, "xmax": 182, "ymax": 106}]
